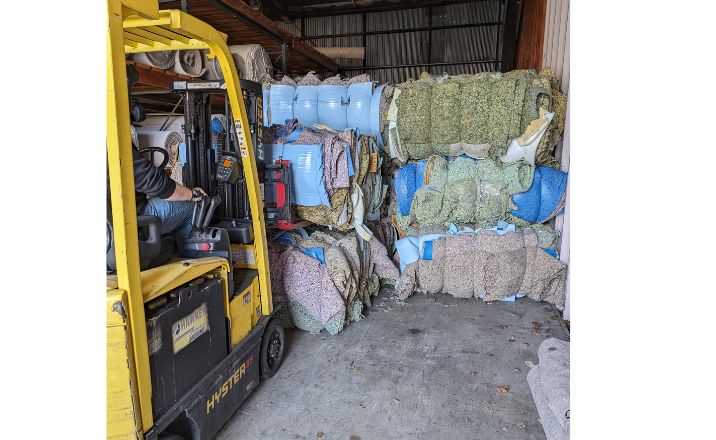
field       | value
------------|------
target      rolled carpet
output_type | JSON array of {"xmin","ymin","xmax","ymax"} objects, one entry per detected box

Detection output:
[
  {"xmin": 170, "ymin": 50, "xmax": 205, "ymax": 77},
  {"xmin": 129, "ymin": 51, "xmax": 176, "ymax": 69}
]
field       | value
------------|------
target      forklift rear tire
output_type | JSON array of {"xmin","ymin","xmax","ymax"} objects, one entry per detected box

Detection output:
[{"xmin": 260, "ymin": 319, "xmax": 284, "ymax": 379}]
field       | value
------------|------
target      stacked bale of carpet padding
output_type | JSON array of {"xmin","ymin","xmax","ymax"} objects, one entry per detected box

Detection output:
[
  {"xmin": 263, "ymin": 119, "xmax": 389, "ymax": 237},
  {"xmin": 387, "ymin": 68, "xmax": 567, "ymax": 169},
  {"xmin": 376, "ymin": 67, "xmax": 569, "ymax": 309},
  {"xmin": 394, "ymin": 227, "xmax": 567, "ymax": 308},
  {"xmin": 267, "ymin": 227, "xmax": 399, "ymax": 335},
  {"xmin": 389, "ymin": 154, "xmax": 567, "ymax": 232},
  {"xmin": 262, "ymin": 73, "xmax": 393, "ymax": 149}
]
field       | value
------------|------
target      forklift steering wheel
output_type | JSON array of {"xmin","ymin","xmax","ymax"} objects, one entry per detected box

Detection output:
[{"xmin": 138, "ymin": 147, "xmax": 170, "ymax": 169}]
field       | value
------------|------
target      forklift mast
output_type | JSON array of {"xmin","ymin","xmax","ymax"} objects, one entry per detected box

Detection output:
[{"xmin": 172, "ymin": 79, "xmax": 265, "ymax": 222}]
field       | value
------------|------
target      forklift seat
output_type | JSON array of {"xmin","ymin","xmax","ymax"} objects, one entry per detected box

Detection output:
[{"xmin": 106, "ymin": 198, "xmax": 175, "ymax": 272}]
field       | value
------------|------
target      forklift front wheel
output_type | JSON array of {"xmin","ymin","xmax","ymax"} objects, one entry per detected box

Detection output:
[{"xmin": 260, "ymin": 319, "xmax": 284, "ymax": 379}]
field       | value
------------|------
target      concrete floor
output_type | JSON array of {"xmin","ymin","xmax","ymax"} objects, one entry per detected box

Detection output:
[{"xmin": 216, "ymin": 286, "xmax": 569, "ymax": 440}]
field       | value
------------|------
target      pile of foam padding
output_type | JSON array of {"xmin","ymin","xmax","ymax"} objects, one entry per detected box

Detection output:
[
  {"xmin": 263, "ymin": 119, "xmax": 390, "ymax": 237},
  {"xmin": 386, "ymin": 68, "xmax": 567, "ymax": 169},
  {"xmin": 262, "ymin": 73, "xmax": 394, "ymax": 149},
  {"xmin": 526, "ymin": 338, "xmax": 570, "ymax": 440},
  {"xmin": 393, "ymin": 225, "xmax": 568, "ymax": 308},
  {"xmin": 389, "ymin": 154, "xmax": 568, "ymax": 232},
  {"xmin": 267, "ymin": 226, "xmax": 399, "ymax": 335}
]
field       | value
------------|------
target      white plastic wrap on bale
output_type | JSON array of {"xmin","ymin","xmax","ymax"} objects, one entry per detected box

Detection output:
[
  {"xmin": 293, "ymin": 86, "xmax": 319, "ymax": 128},
  {"xmin": 317, "ymin": 85, "xmax": 348, "ymax": 131}
]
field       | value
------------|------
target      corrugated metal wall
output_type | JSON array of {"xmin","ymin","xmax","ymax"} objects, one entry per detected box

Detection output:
[
  {"xmin": 543, "ymin": 0, "xmax": 570, "ymax": 320},
  {"xmin": 279, "ymin": 0, "xmax": 504, "ymax": 83}
]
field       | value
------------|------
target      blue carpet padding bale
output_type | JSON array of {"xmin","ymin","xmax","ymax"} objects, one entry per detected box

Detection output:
[
  {"xmin": 269, "ymin": 85, "xmax": 295, "ymax": 126},
  {"xmin": 263, "ymin": 143, "xmax": 330, "ymax": 207},
  {"xmin": 370, "ymin": 85, "xmax": 386, "ymax": 149},
  {"xmin": 317, "ymin": 85, "xmax": 348, "ymax": 130},
  {"xmin": 511, "ymin": 166, "xmax": 568, "ymax": 223},
  {"xmin": 346, "ymin": 82, "xmax": 373, "ymax": 135},
  {"xmin": 293, "ymin": 86, "xmax": 319, "ymax": 128}
]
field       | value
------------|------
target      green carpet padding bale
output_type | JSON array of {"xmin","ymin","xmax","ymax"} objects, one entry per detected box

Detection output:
[
  {"xmin": 387, "ymin": 68, "xmax": 567, "ymax": 166},
  {"xmin": 430, "ymin": 76, "xmax": 463, "ymax": 156},
  {"xmin": 390, "ymin": 156, "xmax": 535, "ymax": 228}
]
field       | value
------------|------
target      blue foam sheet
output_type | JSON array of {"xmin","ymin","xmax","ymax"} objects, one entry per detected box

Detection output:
[
  {"xmin": 301, "ymin": 247, "xmax": 326, "ymax": 264},
  {"xmin": 418, "ymin": 234, "xmax": 445, "ymax": 258},
  {"xmin": 317, "ymin": 85, "xmax": 348, "ymax": 130},
  {"xmin": 423, "ymin": 241, "xmax": 434, "ymax": 260},
  {"xmin": 346, "ymin": 82, "xmax": 372, "ymax": 136},
  {"xmin": 293, "ymin": 86, "xmax": 319, "ymax": 128},
  {"xmin": 395, "ymin": 236, "xmax": 419, "ymax": 272},
  {"xmin": 511, "ymin": 166, "xmax": 543, "ymax": 223},
  {"xmin": 511, "ymin": 166, "xmax": 568, "ymax": 223},
  {"xmin": 269, "ymin": 85, "xmax": 295, "ymax": 126},
  {"xmin": 263, "ymin": 143, "xmax": 330, "ymax": 207},
  {"xmin": 541, "ymin": 248, "xmax": 559, "ymax": 259},
  {"xmin": 395, "ymin": 163, "xmax": 417, "ymax": 216},
  {"xmin": 536, "ymin": 166, "xmax": 568, "ymax": 223}
]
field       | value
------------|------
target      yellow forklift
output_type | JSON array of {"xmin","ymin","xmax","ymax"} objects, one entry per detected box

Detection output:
[{"xmin": 107, "ymin": 2, "xmax": 284, "ymax": 439}]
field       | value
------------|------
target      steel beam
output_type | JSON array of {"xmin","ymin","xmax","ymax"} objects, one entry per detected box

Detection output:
[
  {"xmin": 340, "ymin": 59, "xmax": 501, "ymax": 71},
  {"xmin": 289, "ymin": 0, "xmax": 488, "ymax": 18},
  {"xmin": 299, "ymin": 21, "xmax": 501, "ymax": 41}
]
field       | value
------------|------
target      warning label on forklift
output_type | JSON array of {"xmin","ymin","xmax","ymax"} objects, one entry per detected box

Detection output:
[
  {"xmin": 172, "ymin": 303, "xmax": 209, "ymax": 354},
  {"xmin": 234, "ymin": 120, "xmax": 249, "ymax": 157}
]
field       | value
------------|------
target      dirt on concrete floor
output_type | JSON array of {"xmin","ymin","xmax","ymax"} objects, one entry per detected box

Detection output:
[{"xmin": 216, "ymin": 286, "xmax": 569, "ymax": 440}]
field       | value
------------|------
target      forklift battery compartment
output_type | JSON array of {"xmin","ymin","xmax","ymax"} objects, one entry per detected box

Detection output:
[{"xmin": 145, "ymin": 277, "xmax": 228, "ymax": 420}]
